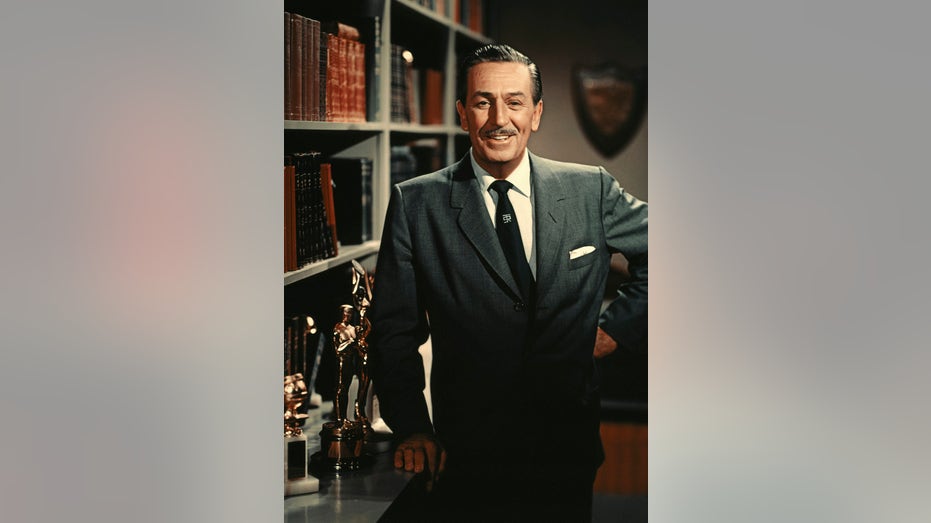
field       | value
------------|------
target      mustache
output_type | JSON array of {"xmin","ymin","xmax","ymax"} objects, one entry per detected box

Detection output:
[{"xmin": 484, "ymin": 128, "xmax": 518, "ymax": 138}]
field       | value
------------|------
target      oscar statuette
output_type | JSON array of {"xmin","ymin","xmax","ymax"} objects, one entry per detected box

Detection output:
[{"xmin": 311, "ymin": 260, "xmax": 375, "ymax": 473}]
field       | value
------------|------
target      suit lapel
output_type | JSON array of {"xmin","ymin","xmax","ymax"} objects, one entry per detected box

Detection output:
[
  {"xmin": 449, "ymin": 156, "xmax": 523, "ymax": 299},
  {"xmin": 530, "ymin": 152, "xmax": 568, "ymax": 307}
]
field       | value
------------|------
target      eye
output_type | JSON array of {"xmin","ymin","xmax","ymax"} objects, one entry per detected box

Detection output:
[
  {"xmin": 475, "ymin": 100, "xmax": 490, "ymax": 108},
  {"xmin": 508, "ymin": 100, "xmax": 523, "ymax": 107}
]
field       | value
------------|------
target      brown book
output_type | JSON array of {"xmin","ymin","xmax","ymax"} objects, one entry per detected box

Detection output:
[
  {"xmin": 422, "ymin": 69, "xmax": 444, "ymax": 125},
  {"xmin": 469, "ymin": 0, "xmax": 483, "ymax": 33},
  {"xmin": 288, "ymin": 14, "xmax": 303, "ymax": 120},
  {"xmin": 356, "ymin": 40, "xmax": 367, "ymax": 122},
  {"xmin": 308, "ymin": 18, "xmax": 320, "ymax": 121},
  {"xmin": 284, "ymin": 12, "xmax": 290, "ymax": 120},
  {"xmin": 284, "ymin": 165, "xmax": 289, "ymax": 272},
  {"xmin": 301, "ymin": 16, "xmax": 311, "ymax": 120},
  {"xmin": 319, "ymin": 29, "xmax": 328, "ymax": 122},
  {"xmin": 326, "ymin": 33, "xmax": 339, "ymax": 121}
]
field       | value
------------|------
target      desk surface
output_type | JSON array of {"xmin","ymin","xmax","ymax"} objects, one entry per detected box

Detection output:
[{"xmin": 285, "ymin": 409, "xmax": 415, "ymax": 522}]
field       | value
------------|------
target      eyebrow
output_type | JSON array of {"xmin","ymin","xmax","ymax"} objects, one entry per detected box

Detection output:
[{"xmin": 472, "ymin": 90, "xmax": 528, "ymax": 99}]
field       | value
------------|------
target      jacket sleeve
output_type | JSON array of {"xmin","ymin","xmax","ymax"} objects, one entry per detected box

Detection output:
[
  {"xmin": 371, "ymin": 184, "xmax": 434, "ymax": 438},
  {"xmin": 597, "ymin": 168, "xmax": 648, "ymax": 352}
]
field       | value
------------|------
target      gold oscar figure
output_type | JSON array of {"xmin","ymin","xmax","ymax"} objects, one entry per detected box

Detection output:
[{"xmin": 314, "ymin": 260, "xmax": 375, "ymax": 472}]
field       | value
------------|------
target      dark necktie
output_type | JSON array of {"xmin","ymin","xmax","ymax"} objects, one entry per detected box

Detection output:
[{"xmin": 489, "ymin": 180, "xmax": 534, "ymax": 301}]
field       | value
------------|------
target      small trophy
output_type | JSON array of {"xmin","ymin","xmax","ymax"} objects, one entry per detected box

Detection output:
[
  {"xmin": 284, "ymin": 318, "xmax": 320, "ymax": 496},
  {"xmin": 312, "ymin": 260, "xmax": 375, "ymax": 472}
]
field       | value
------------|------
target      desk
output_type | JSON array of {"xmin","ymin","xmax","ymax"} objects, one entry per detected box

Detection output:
[{"xmin": 285, "ymin": 409, "xmax": 415, "ymax": 522}]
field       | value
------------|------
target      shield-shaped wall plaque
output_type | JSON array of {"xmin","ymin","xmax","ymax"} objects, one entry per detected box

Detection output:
[{"xmin": 571, "ymin": 64, "xmax": 647, "ymax": 158}]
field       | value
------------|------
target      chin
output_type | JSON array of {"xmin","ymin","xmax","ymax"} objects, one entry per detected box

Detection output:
[{"xmin": 480, "ymin": 145, "xmax": 520, "ymax": 164}]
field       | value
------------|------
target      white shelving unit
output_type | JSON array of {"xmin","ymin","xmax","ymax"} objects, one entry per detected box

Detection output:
[{"xmin": 284, "ymin": 0, "xmax": 492, "ymax": 286}]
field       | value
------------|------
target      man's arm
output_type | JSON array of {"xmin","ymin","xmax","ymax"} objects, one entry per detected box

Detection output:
[
  {"xmin": 596, "ymin": 168, "xmax": 648, "ymax": 356},
  {"xmin": 370, "ymin": 185, "xmax": 444, "ymax": 479}
]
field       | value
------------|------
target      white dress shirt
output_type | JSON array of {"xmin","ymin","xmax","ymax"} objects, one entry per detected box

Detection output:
[{"xmin": 469, "ymin": 148, "xmax": 536, "ymax": 278}]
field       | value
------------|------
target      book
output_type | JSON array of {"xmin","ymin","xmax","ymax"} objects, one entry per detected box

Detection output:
[
  {"xmin": 288, "ymin": 13, "xmax": 304, "ymax": 120},
  {"xmin": 391, "ymin": 145, "xmax": 418, "ymax": 187},
  {"xmin": 390, "ymin": 44, "xmax": 409, "ymax": 123},
  {"xmin": 329, "ymin": 158, "xmax": 374, "ymax": 245},
  {"xmin": 320, "ymin": 162, "xmax": 339, "ymax": 250},
  {"xmin": 289, "ymin": 151, "xmax": 337, "ymax": 266},
  {"xmin": 409, "ymin": 138, "xmax": 444, "ymax": 174},
  {"xmin": 285, "ymin": 164, "xmax": 297, "ymax": 271},
  {"xmin": 366, "ymin": 15, "xmax": 381, "ymax": 122},
  {"xmin": 421, "ymin": 68, "xmax": 444, "ymax": 125},
  {"xmin": 284, "ymin": 13, "xmax": 291, "ymax": 120}
]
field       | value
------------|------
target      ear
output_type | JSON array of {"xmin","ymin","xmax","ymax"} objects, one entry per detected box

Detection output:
[
  {"xmin": 531, "ymin": 100, "xmax": 543, "ymax": 132},
  {"xmin": 456, "ymin": 100, "xmax": 468, "ymax": 131}
]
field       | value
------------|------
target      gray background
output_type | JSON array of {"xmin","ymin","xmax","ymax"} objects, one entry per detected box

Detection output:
[{"xmin": 2, "ymin": 1, "xmax": 930, "ymax": 521}]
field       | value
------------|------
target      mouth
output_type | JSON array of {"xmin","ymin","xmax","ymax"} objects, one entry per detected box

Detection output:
[{"xmin": 484, "ymin": 131, "xmax": 517, "ymax": 143}]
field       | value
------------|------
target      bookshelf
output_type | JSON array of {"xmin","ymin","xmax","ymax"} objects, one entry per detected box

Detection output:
[{"xmin": 284, "ymin": 0, "xmax": 493, "ymax": 287}]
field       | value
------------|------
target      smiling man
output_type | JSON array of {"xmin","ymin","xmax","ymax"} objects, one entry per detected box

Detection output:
[{"xmin": 372, "ymin": 44, "xmax": 648, "ymax": 520}]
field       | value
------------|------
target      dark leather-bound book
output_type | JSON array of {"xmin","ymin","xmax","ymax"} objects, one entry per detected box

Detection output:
[
  {"xmin": 308, "ymin": 18, "xmax": 320, "ymax": 121},
  {"xmin": 284, "ymin": 13, "xmax": 290, "ymax": 120},
  {"xmin": 318, "ymin": 30, "xmax": 328, "ymax": 122},
  {"xmin": 329, "ymin": 158, "xmax": 374, "ymax": 245},
  {"xmin": 284, "ymin": 164, "xmax": 297, "ymax": 272},
  {"xmin": 288, "ymin": 13, "xmax": 303, "ymax": 120}
]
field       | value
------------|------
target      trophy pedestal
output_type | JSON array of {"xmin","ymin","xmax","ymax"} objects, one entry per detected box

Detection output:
[
  {"xmin": 310, "ymin": 420, "xmax": 373, "ymax": 474},
  {"xmin": 284, "ymin": 434, "xmax": 319, "ymax": 496}
]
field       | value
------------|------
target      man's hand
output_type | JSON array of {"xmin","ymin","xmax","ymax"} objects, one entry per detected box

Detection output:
[
  {"xmin": 594, "ymin": 327, "xmax": 618, "ymax": 359},
  {"xmin": 394, "ymin": 433, "xmax": 447, "ymax": 491}
]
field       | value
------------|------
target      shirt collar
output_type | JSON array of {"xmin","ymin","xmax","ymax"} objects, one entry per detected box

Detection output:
[{"xmin": 469, "ymin": 148, "xmax": 532, "ymax": 198}]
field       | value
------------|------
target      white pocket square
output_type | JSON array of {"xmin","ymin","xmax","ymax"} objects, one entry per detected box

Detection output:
[{"xmin": 569, "ymin": 245, "xmax": 596, "ymax": 260}]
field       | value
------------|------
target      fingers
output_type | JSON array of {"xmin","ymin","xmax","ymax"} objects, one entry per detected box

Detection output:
[{"xmin": 393, "ymin": 434, "xmax": 445, "ymax": 483}]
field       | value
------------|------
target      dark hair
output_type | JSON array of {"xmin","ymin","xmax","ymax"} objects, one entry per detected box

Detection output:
[{"xmin": 457, "ymin": 44, "xmax": 543, "ymax": 105}]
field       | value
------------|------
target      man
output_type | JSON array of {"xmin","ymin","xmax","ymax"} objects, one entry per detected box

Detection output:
[{"xmin": 372, "ymin": 44, "xmax": 647, "ymax": 520}]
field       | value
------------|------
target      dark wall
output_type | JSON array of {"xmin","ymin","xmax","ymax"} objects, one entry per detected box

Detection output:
[{"xmin": 492, "ymin": 0, "xmax": 648, "ymax": 201}]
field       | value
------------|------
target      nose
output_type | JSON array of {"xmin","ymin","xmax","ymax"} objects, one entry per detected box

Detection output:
[{"xmin": 490, "ymin": 102, "xmax": 509, "ymax": 127}]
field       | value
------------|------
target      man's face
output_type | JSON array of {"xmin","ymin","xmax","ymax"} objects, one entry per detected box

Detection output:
[{"xmin": 456, "ymin": 61, "xmax": 543, "ymax": 178}]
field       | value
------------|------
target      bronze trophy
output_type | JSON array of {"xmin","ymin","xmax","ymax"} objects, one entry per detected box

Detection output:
[
  {"xmin": 312, "ymin": 260, "xmax": 375, "ymax": 472},
  {"xmin": 284, "ymin": 317, "xmax": 320, "ymax": 495}
]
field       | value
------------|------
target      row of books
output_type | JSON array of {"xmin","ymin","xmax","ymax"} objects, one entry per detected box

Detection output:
[
  {"xmin": 285, "ymin": 153, "xmax": 374, "ymax": 272},
  {"xmin": 390, "ymin": 45, "xmax": 445, "ymax": 125},
  {"xmin": 285, "ymin": 13, "xmax": 367, "ymax": 122},
  {"xmin": 391, "ymin": 139, "xmax": 444, "ymax": 186},
  {"xmin": 408, "ymin": 0, "xmax": 485, "ymax": 33}
]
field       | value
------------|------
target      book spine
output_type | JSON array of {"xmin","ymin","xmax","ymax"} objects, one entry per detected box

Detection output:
[
  {"xmin": 361, "ymin": 159, "xmax": 373, "ymax": 242},
  {"xmin": 367, "ymin": 16, "xmax": 381, "ymax": 122},
  {"xmin": 326, "ymin": 33, "xmax": 338, "ymax": 121},
  {"xmin": 319, "ymin": 31, "xmax": 328, "ymax": 122},
  {"xmin": 288, "ymin": 14, "xmax": 303, "ymax": 120},
  {"xmin": 301, "ymin": 17, "xmax": 312, "ymax": 120},
  {"xmin": 284, "ymin": 13, "xmax": 291, "ymax": 120},
  {"xmin": 310, "ymin": 19, "xmax": 320, "ymax": 121}
]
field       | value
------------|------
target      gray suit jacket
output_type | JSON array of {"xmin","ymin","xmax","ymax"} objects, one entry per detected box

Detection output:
[{"xmin": 371, "ymin": 152, "xmax": 647, "ymax": 467}]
